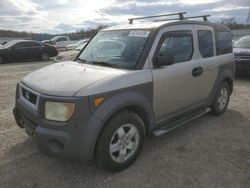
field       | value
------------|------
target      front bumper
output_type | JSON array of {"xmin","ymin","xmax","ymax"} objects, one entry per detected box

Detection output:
[
  {"xmin": 235, "ymin": 58, "xmax": 250, "ymax": 74},
  {"xmin": 13, "ymin": 83, "xmax": 103, "ymax": 162}
]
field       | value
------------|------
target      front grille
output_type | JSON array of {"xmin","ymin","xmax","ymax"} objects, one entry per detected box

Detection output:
[
  {"xmin": 234, "ymin": 54, "xmax": 250, "ymax": 60},
  {"xmin": 22, "ymin": 88, "xmax": 37, "ymax": 105}
]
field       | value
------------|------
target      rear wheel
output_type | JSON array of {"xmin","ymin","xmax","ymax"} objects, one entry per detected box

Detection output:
[
  {"xmin": 41, "ymin": 53, "xmax": 50, "ymax": 61},
  {"xmin": 96, "ymin": 111, "xmax": 145, "ymax": 172},
  {"xmin": 210, "ymin": 82, "xmax": 230, "ymax": 115}
]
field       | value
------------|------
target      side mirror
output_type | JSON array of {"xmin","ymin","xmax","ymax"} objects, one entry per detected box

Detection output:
[{"xmin": 153, "ymin": 54, "xmax": 174, "ymax": 67}]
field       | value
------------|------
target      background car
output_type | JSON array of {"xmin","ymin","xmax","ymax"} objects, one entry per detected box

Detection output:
[
  {"xmin": 55, "ymin": 41, "xmax": 88, "ymax": 62},
  {"xmin": 233, "ymin": 35, "xmax": 250, "ymax": 74},
  {"xmin": 0, "ymin": 40, "xmax": 58, "ymax": 64},
  {"xmin": 65, "ymin": 39, "xmax": 89, "ymax": 51},
  {"xmin": 42, "ymin": 36, "xmax": 75, "ymax": 48}
]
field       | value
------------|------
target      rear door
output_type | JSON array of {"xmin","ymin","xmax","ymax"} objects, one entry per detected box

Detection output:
[
  {"xmin": 11, "ymin": 42, "xmax": 28, "ymax": 61},
  {"xmin": 24, "ymin": 41, "xmax": 43, "ymax": 59},
  {"xmin": 150, "ymin": 25, "xmax": 200, "ymax": 122},
  {"xmin": 194, "ymin": 25, "xmax": 218, "ymax": 102}
]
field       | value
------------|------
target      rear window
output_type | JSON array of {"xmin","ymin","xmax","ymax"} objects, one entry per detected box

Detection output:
[
  {"xmin": 215, "ymin": 31, "xmax": 232, "ymax": 55},
  {"xmin": 197, "ymin": 30, "xmax": 214, "ymax": 58}
]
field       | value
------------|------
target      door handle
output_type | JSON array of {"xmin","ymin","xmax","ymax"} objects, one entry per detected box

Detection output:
[{"xmin": 192, "ymin": 67, "xmax": 203, "ymax": 77}]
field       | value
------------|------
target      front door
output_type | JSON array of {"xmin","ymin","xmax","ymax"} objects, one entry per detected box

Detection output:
[{"xmin": 152, "ymin": 30, "xmax": 200, "ymax": 122}]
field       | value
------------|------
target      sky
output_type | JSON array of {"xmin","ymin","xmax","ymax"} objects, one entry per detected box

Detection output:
[{"xmin": 0, "ymin": 0, "xmax": 249, "ymax": 33}]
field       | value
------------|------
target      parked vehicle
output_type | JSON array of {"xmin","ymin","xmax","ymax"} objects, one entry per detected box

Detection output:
[
  {"xmin": 0, "ymin": 40, "xmax": 58, "ymax": 64},
  {"xmin": 13, "ymin": 13, "xmax": 235, "ymax": 172},
  {"xmin": 55, "ymin": 41, "xmax": 88, "ymax": 62},
  {"xmin": 233, "ymin": 35, "xmax": 250, "ymax": 74},
  {"xmin": 66, "ymin": 39, "xmax": 89, "ymax": 51},
  {"xmin": 42, "ymin": 36, "xmax": 74, "ymax": 48}
]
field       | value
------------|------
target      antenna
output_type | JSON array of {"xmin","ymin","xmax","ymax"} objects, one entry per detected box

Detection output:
[{"xmin": 246, "ymin": 8, "xmax": 250, "ymax": 24}]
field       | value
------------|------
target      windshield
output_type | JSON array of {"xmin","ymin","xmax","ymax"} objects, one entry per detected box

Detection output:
[
  {"xmin": 75, "ymin": 42, "xmax": 87, "ymax": 51},
  {"xmin": 3, "ymin": 40, "xmax": 18, "ymax": 48},
  {"xmin": 234, "ymin": 36, "xmax": 250, "ymax": 48},
  {"xmin": 77, "ymin": 30, "xmax": 150, "ymax": 69}
]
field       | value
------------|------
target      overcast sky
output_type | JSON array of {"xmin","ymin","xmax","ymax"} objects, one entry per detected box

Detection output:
[{"xmin": 0, "ymin": 0, "xmax": 249, "ymax": 33}]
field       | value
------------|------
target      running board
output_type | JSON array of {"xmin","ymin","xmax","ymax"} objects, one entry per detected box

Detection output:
[{"xmin": 153, "ymin": 108, "xmax": 211, "ymax": 136}]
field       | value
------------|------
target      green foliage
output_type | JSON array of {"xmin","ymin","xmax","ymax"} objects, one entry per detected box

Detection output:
[{"xmin": 0, "ymin": 30, "xmax": 32, "ymax": 38}]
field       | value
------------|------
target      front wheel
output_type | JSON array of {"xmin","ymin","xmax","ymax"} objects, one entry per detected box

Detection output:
[
  {"xmin": 96, "ymin": 111, "xmax": 145, "ymax": 172},
  {"xmin": 210, "ymin": 82, "xmax": 231, "ymax": 115},
  {"xmin": 0, "ymin": 56, "xmax": 5, "ymax": 64}
]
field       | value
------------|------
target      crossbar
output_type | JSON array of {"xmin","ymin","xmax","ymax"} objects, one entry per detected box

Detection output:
[{"xmin": 128, "ymin": 12, "xmax": 187, "ymax": 24}]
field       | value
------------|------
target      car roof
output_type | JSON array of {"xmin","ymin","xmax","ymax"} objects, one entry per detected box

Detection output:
[
  {"xmin": 14, "ymin": 40, "xmax": 41, "ymax": 43},
  {"xmin": 102, "ymin": 20, "xmax": 230, "ymax": 32}
]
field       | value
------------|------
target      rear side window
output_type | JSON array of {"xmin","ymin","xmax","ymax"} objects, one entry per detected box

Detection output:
[
  {"xmin": 15, "ymin": 42, "xmax": 26, "ymax": 48},
  {"xmin": 158, "ymin": 34, "xmax": 193, "ymax": 64},
  {"xmin": 216, "ymin": 31, "xmax": 232, "ymax": 55},
  {"xmin": 26, "ymin": 42, "xmax": 41, "ymax": 47},
  {"xmin": 197, "ymin": 30, "xmax": 214, "ymax": 58},
  {"xmin": 57, "ymin": 37, "xmax": 68, "ymax": 42}
]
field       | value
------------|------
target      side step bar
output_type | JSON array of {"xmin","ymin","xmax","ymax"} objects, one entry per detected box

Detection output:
[{"xmin": 153, "ymin": 108, "xmax": 211, "ymax": 136}]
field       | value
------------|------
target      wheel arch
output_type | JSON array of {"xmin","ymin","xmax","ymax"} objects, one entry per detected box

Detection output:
[
  {"xmin": 91, "ymin": 91, "xmax": 155, "ymax": 156},
  {"xmin": 207, "ymin": 63, "xmax": 234, "ymax": 106},
  {"xmin": 222, "ymin": 77, "xmax": 233, "ymax": 94}
]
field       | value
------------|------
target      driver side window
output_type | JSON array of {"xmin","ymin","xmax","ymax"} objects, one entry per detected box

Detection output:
[{"xmin": 156, "ymin": 32, "xmax": 194, "ymax": 65}]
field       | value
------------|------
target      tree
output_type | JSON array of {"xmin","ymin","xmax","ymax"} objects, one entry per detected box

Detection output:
[{"xmin": 218, "ymin": 17, "xmax": 250, "ymax": 30}]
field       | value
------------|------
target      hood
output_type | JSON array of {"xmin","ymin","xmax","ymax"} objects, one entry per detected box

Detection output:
[
  {"xmin": 67, "ymin": 44, "xmax": 77, "ymax": 48},
  {"xmin": 56, "ymin": 50, "xmax": 79, "ymax": 60},
  {"xmin": 21, "ymin": 61, "xmax": 127, "ymax": 96},
  {"xmin": 233, "ymin": 48, "xmax": 250, "ymax": 55}
]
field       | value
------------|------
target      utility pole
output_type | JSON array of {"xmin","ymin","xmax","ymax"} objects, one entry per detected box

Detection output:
[{"xmin": 246, "ymin": 8, "xmax": 250, "ymax": 25}]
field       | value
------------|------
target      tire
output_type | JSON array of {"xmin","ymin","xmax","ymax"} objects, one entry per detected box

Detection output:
[
  {"xmin": 96, "ymin": 111, "xmax": 145, "ymax": 172},
  {"xmin": 41, "ymin": 53, "xmax": 50, "ymax": 61},
  {"xmin": 0, "ymin": 56, "xmax": 4, "ymax": 64},
  {"xmin": 210, "ymin": 81, "xmax": 230, "ymax": 116}
]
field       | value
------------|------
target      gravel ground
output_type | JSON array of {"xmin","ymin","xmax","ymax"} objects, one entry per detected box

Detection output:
[{"xmin": 0, "ymin": 61, "xmax": 250, "ymax": 188}]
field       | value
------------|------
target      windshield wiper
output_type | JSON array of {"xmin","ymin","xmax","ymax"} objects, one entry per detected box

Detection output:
[
  {"xmin": 76, "ymin": 58, "xmax": 87, "ymax": 63},
  {"xmin": 90, "ymin": 61, "xmax": 121, "ymax": 68}
]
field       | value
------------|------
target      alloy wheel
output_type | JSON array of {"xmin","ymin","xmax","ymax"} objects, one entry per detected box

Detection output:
[{"xmin": 109, "ymin": 124, "xmax": 139, "ymax": 163}]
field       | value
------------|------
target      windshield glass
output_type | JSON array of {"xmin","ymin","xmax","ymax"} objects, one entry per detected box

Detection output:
[
  {"xmin": 234, "ymin": 36, "xmax": 250, "ymax": 48},
  {"xmin": 3, "ymin": 40, "xmax": 18, "ymax": 48},
  {"xmin": 78, "ymin": 30, "xmax": 151, "ymax": 69},
  {"xmin": 75, "ymin": 42, "xmax": 87, "ymax": 51}
]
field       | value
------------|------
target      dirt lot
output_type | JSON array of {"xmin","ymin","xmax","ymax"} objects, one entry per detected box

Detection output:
[{"xmin": 0, "ymin": 61, "xmax": 250, "ymax": 188}]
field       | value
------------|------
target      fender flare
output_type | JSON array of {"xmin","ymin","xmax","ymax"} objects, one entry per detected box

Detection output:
[{"xmin": 84, "ymin": 91, "xmax": 155, "ymax": 158}]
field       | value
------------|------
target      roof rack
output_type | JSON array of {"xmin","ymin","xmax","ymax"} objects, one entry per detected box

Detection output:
[
  {"xmin": 128, "ymin": 12, "xmax": 186, "ymax": 24},
  {"xmin": 154, "ymin": 15, "xmax": 210, "ymax": 22}
]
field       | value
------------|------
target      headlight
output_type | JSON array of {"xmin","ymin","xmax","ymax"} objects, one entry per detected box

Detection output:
[{"xmin": 45, "ymin": 101, "xmax": 75, "ymax": 121}]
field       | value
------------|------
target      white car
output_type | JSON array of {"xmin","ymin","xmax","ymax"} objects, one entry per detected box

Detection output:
[
  {"xmin": 43, "ymin": 36, "xmax": 74, "ymax": 48},
  {"xmin": 55, "ymin": 41, "xmax": 88, "ymax": 62},
  {"xmin": 66, "ymin": 39, "xmax": 89, "ymax": 51}
]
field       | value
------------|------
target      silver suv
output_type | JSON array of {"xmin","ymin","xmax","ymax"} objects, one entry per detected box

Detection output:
[{"xmin": 13, "ymin": 13, "xmax": 235, "ymax": 172}]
